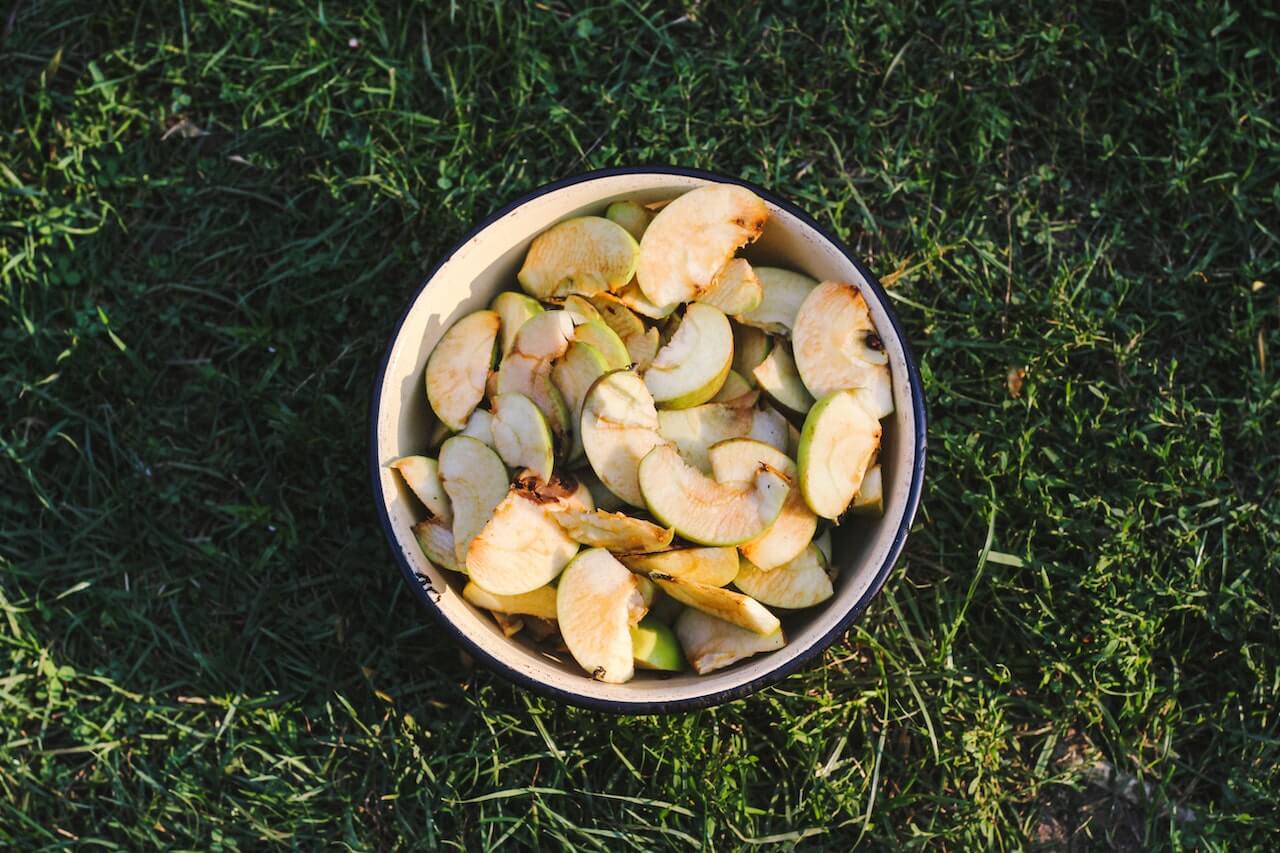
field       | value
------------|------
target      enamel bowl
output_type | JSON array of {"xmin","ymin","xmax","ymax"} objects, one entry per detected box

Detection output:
[{"xmin": 370, "ymin": 167, "xmax": 926, "ymax": 713}]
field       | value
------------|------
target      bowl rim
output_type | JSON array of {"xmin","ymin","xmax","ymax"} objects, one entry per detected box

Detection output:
[{"xmin": 369, "ymin": 165, "xmax": 927, "ymax": 714}]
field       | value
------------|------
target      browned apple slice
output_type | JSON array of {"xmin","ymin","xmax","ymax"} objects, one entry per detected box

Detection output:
[
  {"xmin": 674, "ymin": 609, "xmax": 785, "ymax": 674},
  {"xmin": 621, "ymin": 547, "xmax": 740, "ymax": 587},
  {"xmin": 557, "ymin": 548, "xmax": 646, "ymax": 683},
  {"xmin": 425, "ymin": 310, "xmax": 500, "ymax": 430},
  {"xmin": 733, "ymin": 545, "xmax": 833, "ymax": 609},
  {"xmin": 518, "ymin": 216, "xmax": 640, "ymax": 299},
  {"xmin": 650, "ymin": 574, "xmax": 780, "ymax": 635},
  {"xmin": 708, "ymin": 438, "xmax": 816, "ymax": 570},
  {"xmin": 553, "ymin": 509, "xmax": 674, "ymax": 554}
]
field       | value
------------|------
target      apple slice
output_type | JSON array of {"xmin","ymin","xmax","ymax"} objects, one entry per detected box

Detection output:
[
  {"xmin": 557, "ymin": 548, "xmax": 646, "ymax": 683},
  {"xmin": 606, "ymin": 200, "xmax": 652, "ymax": 241},
  {"xmin": 749, "ymin": 406, "xmax": 789, "ymax": 455},
  {"xmin": 731, "ymin": 323, "xmax": 773, "ymax": 385},
  {"xmin": 551, "ymin": 341, "xmax": 611, "ymax": 466},
  {"xmin": 513, "ymin": 469, "xmax": 594, "ymax": 513},
  {"xmin": 621, "ymin": 547, "xmax": 740, "ymax": 587},
  {"xmin": 786, "ymin": 421, "xmax": 802, "ymax": 459},
  {"xmin": 425, "ymin": 310, "xmax": 500, "ymax": 430},
  {"xmin": 466, "ymin": 487, "xmax": 580, "ymax": 595},
  {"xmin": 614, "ymin": 279, "xmax": 678, "ymax": 319},
  {"xmin": 644, "ymin": 303, "xmax": 734, "ymax": 409},
  {"xmin": 437, "ymin": 436, "xmax": 510, "ymax": 564},
  {"xmin": 496, "ymin": 310, "xmax": 574, "ymax": 437},
  {"xmin": 657, "ymin": 393, "xmax": 758, "ymax": 472},
  {"xmin": 850, "ymin": 464, "xmax": 884, "ymax": 516},
  {"xmin": 792, "ymin": 281, "xmax": 894, "ymax": 418},
  {"xmin": 553, "ymin": 509, "xmax": 674, "ymax": 554},
  {"xmin": 637, "ymin": 443, "xmax": 789, "ymax": 546},
  {"xmin": 573, "ymin": 319, "xmax": 631, "ymax": 370},
  {"xmin": 589, "ymin": 292, "xmax": 645, "ymax": 340},
  {"xmin": 674, "ymin": 609, "xmax": 785, "ymax": 674},
  {"xmin": 700, "ymin": 258, "xmax": 763, "ymax": 315},
  {"xmin": 388, "ymin": 456, "xmax": 452, "ymax": 523},
  {"xmin": 411, "ymin": 519, "xmax": 464, "ymax": 573},
  {"xmin": 463, "ymin": 581, "xmax": 558, "ymax": 621},
  {"xmin": 561, "ymin": 294, "xmax": 603, "ymax": 325},
  {"xmin": 636, "ymin": 184, "xmax": 768, "ymax": 306},
  {"xmin": 458, "ymin": 408, "xmax": 496, "ymax": 449},
  {"xmin": 650, "ymin": 574, "xmax": 780, "ymax": 635},
  {"xmin": 734, "ymin": 545, "xmax": 833, "ymax": 609},
  {"xmin": 631, "ymin": 616, "xmax": 684, "ymax": 671},
  {"xmin": 711, "ymin": 370, "xmax": 752, "ymax": 403},
  {"xmin": 517, "ymin": 216, "xmax": 639, "ymax": 299},
  {"xmin": 627, "ymin": 327, "xmax": 660, "ymax": 371},
  {"xmin": 491, "ymin": 392, "xmax": 554, "ymax": 482},
  {"xmin": 814, "ymin": 528, "xmax": 833, "ymax": 563},
  {"xmin": 736, "ymin": 267, "xmax": 817, "ymax": 335},
  {"xmin": 752, "ymin": 342, "xmax": 814, "ymax": 416},
  {"xmin": 708, "ymin": 438, "xmax": 816, "ymax": 570},
  {"xmin": 579, "ymin": 370, "xmax": 670, "ymax": 507},
  {"xmin": 797, "ymin": 390, "xmax": 882, "ymax": 519},
  {"xmin": 491, "ymin": 291, "xmax": 544, "ymax": 357}
]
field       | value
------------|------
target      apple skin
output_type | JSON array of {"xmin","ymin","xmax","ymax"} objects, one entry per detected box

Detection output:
[
  {"xmin": 644, "ymin": 303, "xmax": 734, "ymax": 410},
  {"xmin": 796, "ymin": 390, "xmax": 881, "ymax": 520}
]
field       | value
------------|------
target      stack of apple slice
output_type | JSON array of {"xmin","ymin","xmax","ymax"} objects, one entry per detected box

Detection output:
[{"xmin": 388, "ymin": 182, "xmax": 894, "ymax": 683}]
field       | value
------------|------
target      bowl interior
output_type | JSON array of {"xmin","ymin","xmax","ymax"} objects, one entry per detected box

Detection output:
[{"xmin": 373, "ymin": 171, "xmax": 921, "ymax": 708}]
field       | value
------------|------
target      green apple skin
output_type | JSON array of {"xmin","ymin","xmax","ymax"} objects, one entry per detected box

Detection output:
[
  {"xmin": 645, "ymin": 303, "xmax": 734, "ymax": 410},
  {"xmin": 796, "ymin": 390, "xmax": 881, "ymax": 520},
  {"xmin": 606, "ymin": 200, "xmax": 652, "ymax": 242},
  {"xmin": 631, "ymin": 616, "xmax": 685, "ymax": 671}
]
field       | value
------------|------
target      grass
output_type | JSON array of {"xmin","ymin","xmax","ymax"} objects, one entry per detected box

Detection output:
[{"xmin": 2, "ymin": 0, "xmax": 1277, "ymax": 847}]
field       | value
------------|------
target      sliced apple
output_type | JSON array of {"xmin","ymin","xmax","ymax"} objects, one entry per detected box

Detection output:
[
  {"xmin": 734, "ymin": 545, "xmax": 833, "ymax": 609},
  {"xmin": 513, "ymin": 469, "xmax": 594, "ymax": 513},
  {"xmin": 627, "ymin": 327, "xmax": 660, "ymax": 371},
  {"xmin": 711, "ymin": 370, "xmax": 753, "ymax": 403},
  {"xmin": 561, "ymin": 294, "xmax": 603, "ymax": 325},
  {"xmin": 797, "ymin": 390, "xmax": 882, "ymax": 519},
  {"xmin": 411, "ymin": 519, "xmax": 464, "ymax": 573},
  {"xmin": 651, "ymin": 574, "xmax": 780, "ymax": 635},
  {"xmin": 466, "ymin": 487, "xmax": 580, "ymax": 596},
  {"xmin": 459, "ymin": 408, "xmax": 496, "ymax": 449},
  {"xmin": 573, "ymin": 319, "xmax": 631, "ymax": 370},
  {"xmin": 518, "ymin": 216, "xmax": 640, "ymax": 299},
  {"xmin": 850, "ymin": 464, "xmax": 884, "ymax": 516},
  {"xmin": 496, "ymin": 310, "xmax": 574, "ymax": 437},
  {"xmin": 491, "ymin": 291, "xmax": 544, "ymax": 357},
  {"xmin": 425, "ymin": 310, "xmax": 500, "ymax": 430},
  {"xmin": 637, "ymin": 443, "xmax": 789, "ymax": 546},
  {"xmin": 427, "ymin": 417, "xmax": 452, "ymax": 451},
  {"xmin": 657, "ymin": 393, "xmax": 758, "ymax": 472},
  {"xmin": 631, "ymin": 616, "xmax": 684, "ymax": 671},
  {"xmin": 700, "ymin": 258, "xmax": 763, "ymax": 315},
  {"xmin": 749, "ymin": 406, "xmax": 789, "ymax": 455},
  {"xmin": 786, "ymin": 421, "xmax": 802, "ymax": 459},
  {"xmin": 736, "ymin": 267, "xmax": 817, "ymax": 335},
  {"xmin": 491, "ymin": 392, "xmax": 554, "ymax": 482},
  {"xmin": 463, "ymin": 581, "xmax": 558, "ymax": 621},
  {"xmin": 814, "ymin": 528, "xmax": 833, "ymax": 563},
  {"xmin": 792, "ymin": 281, "xmax": 894, "ymax": 418},
  {"xmin": 614, "ymin": 279, "xmax": 678, "ymax": 319},
  {"xmin": 388, "ymin": 456, "xmax": 452, "ymax": 523},
  {"xmin": 634, "ymin": 574, "xmax": 658, "ymax": 608},
  {"xmin": 437, "ymin": 436, "xmax": 509, "ymax": 564},
  {"xmin": 707, "ymin": 438, "xmax": 816, "ymax": 570},
  {"xmin": 621, "ymin": 546, "xmax": 740, "ymax": 587},
  {"xmin": 606, "ymin": 200, "xmax": 652, "ymax": 241},
  {"xmin": 636, "ymin": 184, "xmax": 768, "ymax": 306},
  {"xmin": 492, "ymin": 611, "xmax": 525, "ymax": 637},
  {"xmin": 644, "ymin": 303, "xmax": 734, "ymax": 409},
  {"xmin": 551, "ymin": 341, "xmax": 611, "ymax": 466},
  {"xmin": 553, "ymin": 509, "xmax": 674, "ymax": 554},
  {"xmin": 731, "ymin": 323, "xmax": 773, "ymax": 385},
  {"xmin": 752, "ymin": 342, "xmax": 814, "ymax": 416},
  {"xmin": 557, "ymin": 548, "xmax": 646, "ymax": 683},
  {"xmin": 589, "ymin": 292, "xmax": 645, "ymax": 340},
  {"xmin": 579, "ymin": 370, "xmax": 670, "ymax": 507},
  {"xmin": 674, "ymin": 608, "xmax": 785, "ymax": 674}
]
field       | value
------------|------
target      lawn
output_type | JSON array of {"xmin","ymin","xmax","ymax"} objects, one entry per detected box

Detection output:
[{"xmin": 2, "ymin": 0, "xmax": 1278, "ymax": 848}]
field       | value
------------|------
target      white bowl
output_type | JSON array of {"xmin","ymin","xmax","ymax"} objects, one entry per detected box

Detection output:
[{"xmin": 370, "ymin": 167, "xmax": 926, "ymax": 712}]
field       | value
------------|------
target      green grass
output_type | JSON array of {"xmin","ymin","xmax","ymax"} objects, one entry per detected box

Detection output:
[{"xmin": 2, "ymin": 0, "xmax": 1278, "ymax": 848}]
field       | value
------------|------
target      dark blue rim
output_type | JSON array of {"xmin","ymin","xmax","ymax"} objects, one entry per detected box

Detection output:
[{"xmin": 368, "ymin": 166, "xmax": 928, "ymax": 714}]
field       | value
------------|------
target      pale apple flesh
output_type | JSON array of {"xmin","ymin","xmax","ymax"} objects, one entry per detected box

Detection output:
[
  {"xmin": 614, "ymin": 279, "xmax": 678, "ymax": 319},
  {"xmin": 621, "ymin": 546, "xmax": 740, "ymax": 587},
  {"xmin": 748, "ymin": 406, "xmax": 790, "ymax": 456},
  {"xmin": 518, "ymin": 216, "xmax": 640, "ymax": 299},
  {"xmin": 792, "ymin": 281, "xmax": 893, "ymax": 418},
  {"xmin": 699, "ymin": 258, "xmax": 763, "ymax": 315},
  {"xmin": 437, "ymin": 436, "xmax": 510, "ymax": 565},
  {"xmin": 711, "ymin": 370, "xmax": 753, "ymax": 403},
  {"xmin": 797, "ymin": 390, "xmax": 882, "ymax": 519},
  {"xmin": 551, "ymin": 341, "xmax": 610, "ymax": 466},
  {"xmin": 733, "ymin": 545, "xmax": 833, "ymax": 609},
  {"xmin": 466, "ymin": 487, "xmax": 580, "ymax": 596},
  {"xmin": 656, "ymin": 392, "xmax": 758, "ymax": 472},
  {"xmin": 491, "ymin": 392, "xmax": 554, "ymax": 483},
  {"xmin": 653, "ymin": 574, "xmax": 781, "ymax": 635},
  {"xmin": 411, "ymin": 519, "xmax": 464, "ymax": 573},
  {"xmin": 552, "ymin": 509, "xmax": 674, "ymax": 554},
  {"xmin": 556, "ymin": 548, "xmax": 646, "ymax": 683},
  {"xmin": 389, "ymin": 455, "xmax": 452, "ymax": 523},
  {"xmin": 675, "ymin": 608, "xmax": 785, "ymax": 674},
  {"xmin": 850, "ymin": 464, "xmax": 884, "ymax": 515},
  {"xmin": 573, "ymin": 319, "xmax": 631, "ymax": 370},
  {"xmin": 736, "ymin": 266, "xmax": 817, "ymax": 335},
  {"xmin": 495, "ymin": 310, "xmax": 575, "ymax": 437},
  {"xmin": 636, "ymin": 184, "xmax": 768, "ymax": 306},
  {"xmin": 491, "ymin": 291, "xmax": 543, "ymax": 357},
  {"xmin": 752, "ymin": 342, "xmax": 814, "ymax": 416},
  {"xmin": 637, "ymin": 443, "xmax": 790, "ymax": 546},
  {"xmin": 579, "ymin": 370, "xmax": 670, "ymax": 507},
  {"xmin": 707, "ymin": 438, "xmax": 817, "ymax": 570},
  {"xmin": 561, "ymin": 294, "xmax": 602, "ymax": 325},
  {"xmin": 463, "ymin": 581, "xmax": 558, "ymax": 620},
  {"xmin": 459, "ymin": 408, "xmax": 496, "ymax": 449},
  {"xmin": 425, "ymin": 309, "xmax": 500, "ymax": 430},
  {"xmin": 644, "ymin": 303, "xmax": 734, "ymax": 409}
]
